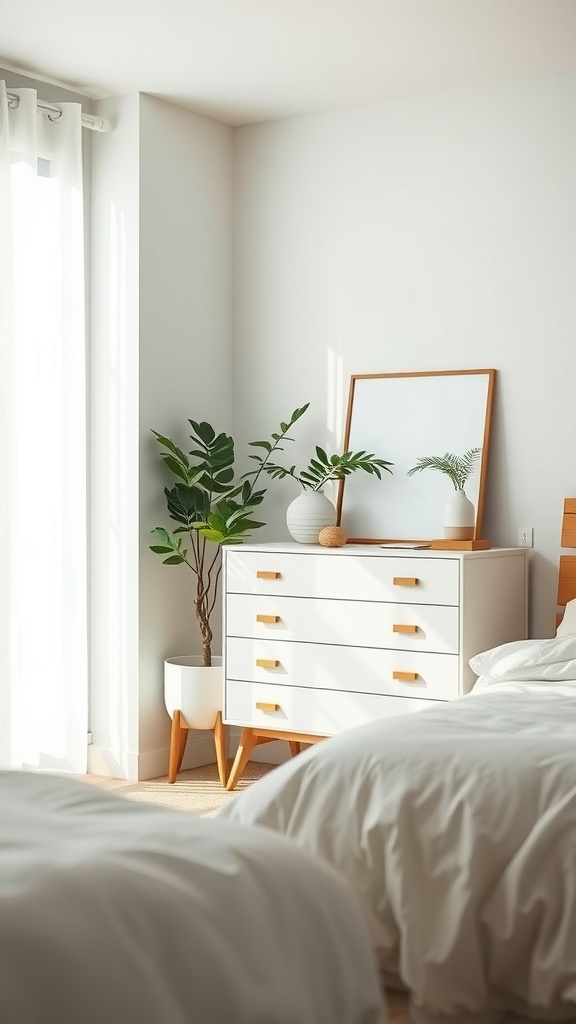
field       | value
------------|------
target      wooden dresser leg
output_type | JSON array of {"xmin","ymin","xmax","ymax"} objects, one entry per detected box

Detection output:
[
  {"xmin": 226, "ymin": 728, "xmax": 258, "ymax": 791},
  {"xmin": 212, "ymin": 711, "xmax": 228, "ymax": 788},
  {"xmin": 168, "ymin": 710, "xmax": 189, "ymax": 784},
  {"xmin": 288, "ymin": 741, "xmax": 301, "ymax": 756}
]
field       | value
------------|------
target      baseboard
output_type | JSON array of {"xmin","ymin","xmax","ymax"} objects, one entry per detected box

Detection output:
[
  {"xmin": 179, "ymin": 734, "xmax": 220, "ymax": 774},
  {"xmin": 88, "ymin": 732, "xmax": 218, "ymax": 782},
  {"xmin": 88, "ymin": 727, "xmax": 293, "ymax": 782},
  {"xmin": 88, "ymin": 743, "xmax": 137, "ymax": 781}
]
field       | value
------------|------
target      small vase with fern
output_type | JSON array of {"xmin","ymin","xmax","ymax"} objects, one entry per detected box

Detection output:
[{"xmin": 407, "ymin": 449, "xmax": 481, "ymax": 540}]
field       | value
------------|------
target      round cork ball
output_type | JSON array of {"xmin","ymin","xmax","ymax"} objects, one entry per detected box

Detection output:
[{"xmin": 318, "ymin": 525, "xmax": 347, "ymax": 547}]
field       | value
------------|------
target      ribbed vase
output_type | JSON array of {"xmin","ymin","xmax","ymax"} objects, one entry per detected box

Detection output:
[
  {"xmin": 286, "ymin": 490, "xmax": 337, "ymax": 544},
  {"xmin": 444, "ymin": 489, "xmax": 475, "ymax": 540}
]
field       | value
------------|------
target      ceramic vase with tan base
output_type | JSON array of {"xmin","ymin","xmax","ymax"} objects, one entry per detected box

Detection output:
[
  {"xmin": 444, "ymin": 489, "xmax": 475, "ymax": 540},
  {"xmin": 164, "ymin": 655, "xmax": 227, "ymax": 786}
]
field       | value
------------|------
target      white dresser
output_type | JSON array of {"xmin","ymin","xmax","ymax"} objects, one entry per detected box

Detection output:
[{"xmin": 223, "ymin": 543, "xmax": 528, "ymax": 788}]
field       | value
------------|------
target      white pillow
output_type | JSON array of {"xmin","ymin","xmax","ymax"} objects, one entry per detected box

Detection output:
[
  {"xmin": 469, "ymin": 634, "xmax": 576, "ymax": 685},
  {"xmin": 556, "ymin": 596, "xmax": 576, "ymax": 637}
]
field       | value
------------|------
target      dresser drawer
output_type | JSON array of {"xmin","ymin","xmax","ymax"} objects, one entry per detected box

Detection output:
[
  {"xmin": 226, "ymin": 637, "xmax": 460, "ymax": 700},
  {"xmin": 226, "ymin": 549, "xmax": 459, "ymax": 605},
  {"xmin": 226, "ymin": 593, "xmax": 459, "ymax": 654},
  {"xmin": 225, "ymin": 679, "xmax": 434, "ymax": 734}
]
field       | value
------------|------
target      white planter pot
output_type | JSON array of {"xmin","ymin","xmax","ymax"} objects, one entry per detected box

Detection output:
[
  {"xmin": 444, "ymin": 489, "xmax": 475, "ymax": 540},
  {"xmin": 286, "ymin": 490, "xmax": 337, "ymax": 544},
  {"xmin": 164, "ymin": 655, "xmax": 222, "ymax": 730}
]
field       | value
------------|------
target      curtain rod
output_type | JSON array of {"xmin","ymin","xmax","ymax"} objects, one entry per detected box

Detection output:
[{"xmin": 6, "ymin": 90, "xmax": 108, "ymax": 132}]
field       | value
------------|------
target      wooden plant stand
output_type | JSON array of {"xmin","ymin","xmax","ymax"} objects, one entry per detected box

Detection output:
[{"xmin": 168, "ymin": 709, "xmax": 228, "ymax": 787}]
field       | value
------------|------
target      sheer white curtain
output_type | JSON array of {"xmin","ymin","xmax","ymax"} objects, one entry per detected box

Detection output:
[{"xmin": 0, "ymin": 83, "xmax": 88, "ymax": 772}]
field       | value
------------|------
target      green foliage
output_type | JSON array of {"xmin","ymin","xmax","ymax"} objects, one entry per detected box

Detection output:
[
  {"xmin": 150, "ymin": 404, "xmax": 310, "ymax": 664},
  {"xmin": 246, "ymin": 445, "xmax": 393, "ymax": 492},
  {"xmin": 406, "ymin": 449, "xmax": 481, "ymax": 491}
]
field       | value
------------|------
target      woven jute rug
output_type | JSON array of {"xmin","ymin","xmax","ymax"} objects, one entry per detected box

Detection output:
[{"xmin": 88, "ymin": 759, "xmax": 276, "ymax": 817}]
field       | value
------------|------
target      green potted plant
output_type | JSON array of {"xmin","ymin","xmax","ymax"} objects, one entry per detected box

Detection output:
[
  {"xmin": 150, "ymin": 403, "xmax": 310, "ymax": 666},
  {"xmin": 150, "ymin": 404, "xmax": 310, "ymax": 783},
  {"xmin": 406, "ymin": 449, "xmax": 481, "ymax": 539},
  {"xmin": 247, "ymin": 444, "xmax": 394, "ymax": 543}
]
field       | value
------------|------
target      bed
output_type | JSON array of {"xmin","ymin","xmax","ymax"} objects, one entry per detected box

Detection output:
[
  {"xmin": 0, "ymin": 770, "xmax": 386, "ymax": 1024},
  {"xmin": 219, "ymin": 500, "xmax": 576, "ymax": 1024}
]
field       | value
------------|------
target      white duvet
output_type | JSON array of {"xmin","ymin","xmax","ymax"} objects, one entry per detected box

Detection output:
[
  {"xmin": 219, "ymin": 682, "xmax": 576, "ymax": 1024},
  {"xmin": 0, "ymin": 770, "xmax": 385, "ymax": 1024}
]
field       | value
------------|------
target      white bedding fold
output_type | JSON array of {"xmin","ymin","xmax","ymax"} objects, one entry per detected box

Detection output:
[
  {"xmin": 0, "ymin": 771, "xmax": 385, "ymax": 1024},
  {"xmin": 220, "ymin": 686, "xmax": 576, "ymax": 1023},
  {"xmin": 469, "ymin": 635, "xmax": 576, "ymax": 684}
]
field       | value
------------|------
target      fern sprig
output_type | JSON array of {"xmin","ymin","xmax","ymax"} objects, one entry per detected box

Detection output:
[
  {"xmin": 406, "ymin": 449, "xmax": 481, "ymax": 491},
  {"xmin": 247, "ymin": 445, "xmax": 393, "ymax": 492}
]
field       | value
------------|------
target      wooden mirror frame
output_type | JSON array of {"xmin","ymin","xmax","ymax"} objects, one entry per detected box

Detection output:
[{"xmin": 336, "ymin": 368, "xmax": 496, "ymax": 544}]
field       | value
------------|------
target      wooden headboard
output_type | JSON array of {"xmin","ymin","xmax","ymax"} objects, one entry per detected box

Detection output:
[{"xmin": 557, "ymin": 498, "xmax": 576, "ymax": 627}]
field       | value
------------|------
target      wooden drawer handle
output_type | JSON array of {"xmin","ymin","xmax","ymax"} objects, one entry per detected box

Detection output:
[
  {"xmin": 256, "ymin": 658, "xmax": 280, "ymax": 668},
  {"xmin": 393, "ymin": 576, "xmax": 419, "ymax": 587},
  {"xmin": 256, "ymin": 570, "xmax": 281, "ymax": 580},
  {"xmin": 392, "ymin": 624, "xmax": 419, "ymax": 634},
  {"xmin": 393, "ymin": 671, "xmax": 419, "ymax": 682},
  {"xmin": 256, "ymin": 614, "xmax": 280, "ymax": 623},
  {"xmin": 256, "ymin": 702, "xmax": 280, "ymax": 712}
]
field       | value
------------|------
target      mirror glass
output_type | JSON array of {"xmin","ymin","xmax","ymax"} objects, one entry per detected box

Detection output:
[{"xmin": 336, "ymin": 369, "xmax": 496, "ymax": 543}]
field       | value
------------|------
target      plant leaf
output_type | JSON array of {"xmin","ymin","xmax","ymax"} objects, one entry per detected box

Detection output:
[
  {"xmin": 248, "ymin": 440, "xmax": 273, "ymax": 451},
  {"xmin": 189, "ymin": 420, "xmax": 216, "ymax": 444}
]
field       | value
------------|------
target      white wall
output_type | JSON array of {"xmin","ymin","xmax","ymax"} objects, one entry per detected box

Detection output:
[
  {"xmin": 138, "ymin": 95, "xmax": 233, "ymax": 774},
  {"xmin": 232, "ymin": 70, "xmax": 576, "ymax": 639},
  {"xmin": 90, "ymin": 93, "xmax": 233, "ymax": 779}
]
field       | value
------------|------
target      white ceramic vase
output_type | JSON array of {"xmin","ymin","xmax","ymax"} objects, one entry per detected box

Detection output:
[
  {"xmin": 286, "ymin": 489, "xmax": 337, "ymax": 544},
  {"xmin": 164, "ymin": 655, "xmax": 222, "ymax": 730},
  {"xmin": 444, "ymin": 489, "xmax": 475, "ymax": 540}
]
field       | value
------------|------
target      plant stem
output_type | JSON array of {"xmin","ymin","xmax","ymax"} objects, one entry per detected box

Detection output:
[{"xmin": 241, "ymin": 412, "xmax": 308, "ymax": 498}]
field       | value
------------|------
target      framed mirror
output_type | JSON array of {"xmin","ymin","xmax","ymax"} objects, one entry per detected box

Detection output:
[{"xmin": 336, "ymin": 369, "xmax": 496, "ymax": 543}]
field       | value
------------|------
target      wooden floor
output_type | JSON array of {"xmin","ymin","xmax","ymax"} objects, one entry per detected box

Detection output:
[{"xmin": 385, "ymin": 990, "xmax": 411, "ymax": 1023}]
